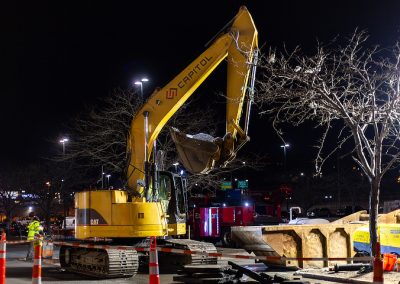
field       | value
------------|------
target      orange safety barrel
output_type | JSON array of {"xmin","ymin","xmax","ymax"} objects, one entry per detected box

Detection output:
[{"xmin": 383, "ymin": 253, "xmax": 397, "ymax": 271}]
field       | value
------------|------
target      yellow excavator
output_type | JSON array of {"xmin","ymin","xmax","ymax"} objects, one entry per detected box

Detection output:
[{"xmin": 60, "ymin": 6, "xmax": 258, "ymax": 278}]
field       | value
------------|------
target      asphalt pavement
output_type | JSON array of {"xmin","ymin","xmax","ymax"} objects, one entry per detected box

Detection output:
[
  {"xmin": 4, "ymin": 243, "xmax": 344, "ymax": 283},
  {"xmin": 4, "ymin": 244, "xmax": 158, "ymax": 284}
]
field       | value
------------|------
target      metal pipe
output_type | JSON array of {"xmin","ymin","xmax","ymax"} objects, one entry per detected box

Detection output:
[
  {"xmin": 152, "ymin": 140, "xmax": 158, "ymax": 201},
  {"xmin": 332, "ymin": 263, "xmax": 372, "ymax": 272},
  {"xmin": 143, "ymin": 111, "xmax": 149, "ymax": 161},
  {"xmin": 143, "ymin": 111, "xmax": 150, "ymax": 200},
  {"xmin": 244, "ymin": 50, "xmax": 258, "ymax": 135}
]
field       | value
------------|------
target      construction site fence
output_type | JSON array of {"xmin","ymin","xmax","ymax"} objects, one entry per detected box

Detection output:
[
  {"xmin": 51, "ymin": 241, "xmax": 374, "ymax": 263},
  {"xmin": 2, "ymin": 239, "xmax": 375, "ymax": 262}
]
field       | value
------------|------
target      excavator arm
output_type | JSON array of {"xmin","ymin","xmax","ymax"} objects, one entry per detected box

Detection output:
[{"xmin": 127, "ymin": 6, "xmax": 258, "ymax": 193}]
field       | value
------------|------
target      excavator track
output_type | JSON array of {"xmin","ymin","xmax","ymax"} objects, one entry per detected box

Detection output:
[
  {"xmin": 158, "ymin": 239, "xmax": 217, "ymax": 271},
  {"xmin": 59, "ymin": 245, "xmax": 139, "ymax": 278}
]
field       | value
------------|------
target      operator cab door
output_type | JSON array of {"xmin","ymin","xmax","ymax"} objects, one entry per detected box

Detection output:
[{"xmin": 158, "ymin": 171, "xmax": 188, "ymax": 227}]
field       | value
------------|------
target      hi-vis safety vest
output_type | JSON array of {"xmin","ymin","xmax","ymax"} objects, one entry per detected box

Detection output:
[{"xmin": 27, "ymin": 220, "xmax": 43, "ymax": 241}]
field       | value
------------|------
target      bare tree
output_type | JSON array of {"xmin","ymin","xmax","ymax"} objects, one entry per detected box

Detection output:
[
  {"xmin": 62, "ymin": 89, "xmax": 218, "ymax": 181},
  {"xmin": 256, "ymin": 30, "xmax": 400, "ymax": 256},
  {"xmin": 21, "ymin": 163, "xmax": 66, "ymax": 233},
  {"xmin": 186, "ymin": 153, "xmax": 266, "ymax": 195},
  {"xmin": 63, "ymin": 88, "xmax": 266, "ymax": 193},
  {"xmin": 62, "ymin": 88, "xmax": 141, "ymax": 176},
  {"xmin": 0, "ymin": 168, "xmax": 22, "ymax": 233}
]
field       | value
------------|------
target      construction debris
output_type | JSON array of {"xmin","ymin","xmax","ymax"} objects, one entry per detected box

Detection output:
[
  {"xmin": 172, "ymin": 263, "xmax": 311, "ymax": 284},
  {"xmin": 173, "ymin": 264, "xmax": 239, "ymax": 283},
  {"xmin": 329, "ymin": 263, "xmax": 372, "ymax": 273}
]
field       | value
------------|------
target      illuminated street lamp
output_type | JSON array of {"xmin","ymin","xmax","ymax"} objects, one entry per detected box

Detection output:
[
  {"xmin": 134, "ymin": 77, "xmax": 149, "ymax": 100},
  {"xmin": 106, "ymin": 174, "xmax": 111, "ymax": 188},
  {"xmin": 172, "ymin": 162, "xmax": 179, "ymax": 173},
  {"xmin": 59, "ymin": 138, "xmax": 69, "ymax": 154},
  {"xmin": 280, "ymin": 143, "xmax": 290, "ymax": 173}
]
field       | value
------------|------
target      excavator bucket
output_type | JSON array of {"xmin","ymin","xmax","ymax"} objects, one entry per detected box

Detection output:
[{"xmin": 170, "ymin": 127, "xmax": 221, "ymax": 174}]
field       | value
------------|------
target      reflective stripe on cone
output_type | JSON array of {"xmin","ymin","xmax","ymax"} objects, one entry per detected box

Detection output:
[{"xmin": 149, "ymin": 237, "xmax": 160, "ymax": 284}]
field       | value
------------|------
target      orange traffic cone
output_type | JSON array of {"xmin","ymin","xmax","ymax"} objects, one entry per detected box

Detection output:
[
  {"xmin": 0, "ymin": 232, "xmax": 6, "ymax": 284},
  {"xmin": 148, "ymin": 237, "xmax": 160, "ymax": 284},
  {"xmin": 32, "ymin": 239, "xmax": 42, "ymax": 284},
  {"xmin": 373, "ymin": 241, "xmax": 384, "ymax": 284}
]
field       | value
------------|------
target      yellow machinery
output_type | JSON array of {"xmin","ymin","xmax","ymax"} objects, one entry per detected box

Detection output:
[
  {"xmin": 60, "ymin": 6, "xmax": 258, "ymax": 278},
  {"xmin": 353, "ymin": 224, "xmax": 400, "ymax": 255}
]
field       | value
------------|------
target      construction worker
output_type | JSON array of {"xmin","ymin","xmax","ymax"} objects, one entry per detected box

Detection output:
[{"xmin": 26, "ymin": 216, "xmax": 43, "ymax": 261}]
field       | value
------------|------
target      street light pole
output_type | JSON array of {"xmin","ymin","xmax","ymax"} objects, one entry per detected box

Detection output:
[
  {"xmin": 58, "ymin": 137, "xmax": 69, "ymax": 235},
  {"xmin": 135, "ymin": 82, "xmax": 143, "ymax": 98},
  {"xmin": 101, "ymin": 165, "xmax": 104, "ymax": 188},
  {"xmin": 280, "ymin": 143, "xmax": 290, "ymax": 173},
  {"xmin": 106, "ymin": 174, "xmax": 111, "ymax": 188},
  {"xmin": 134, "ymin": 77, "xmax": 149, "ymax": 100},
  {"xmin": 59, "ymin": 138, "xmax": 69, "ymax": 155},
  {"xmin": 173, "ymin": 162, "xmax": 179, "ymax": 173}
]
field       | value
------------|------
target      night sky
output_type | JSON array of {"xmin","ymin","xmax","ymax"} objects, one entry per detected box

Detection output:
[{"xmin": 3, "ymin": 1, "xmax": 400, "ymax": 168}]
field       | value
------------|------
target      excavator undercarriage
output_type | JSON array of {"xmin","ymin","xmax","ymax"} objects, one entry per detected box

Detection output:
[
  {"xmin": 59, "ymin": 238, "xmax": 217, "ymax": 278},
  {"xmin": 60, "ymin": 246, "xmax": 139, "ymax": 278}
]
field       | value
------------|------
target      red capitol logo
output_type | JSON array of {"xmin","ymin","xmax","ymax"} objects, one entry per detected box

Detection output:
[{"xmin": 166, "ymin": 88, "xmax": 178, "ymax": 99}]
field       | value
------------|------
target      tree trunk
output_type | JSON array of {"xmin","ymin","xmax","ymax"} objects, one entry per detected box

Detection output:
[{"xmin": 369, "ymin": 178, "xmax": 380, "ymax": 257}]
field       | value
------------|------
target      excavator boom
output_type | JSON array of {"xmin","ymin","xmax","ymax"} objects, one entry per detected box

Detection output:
[{"xmin": 127, "ymin": 6, "xmax": 258, "ymax": 192}]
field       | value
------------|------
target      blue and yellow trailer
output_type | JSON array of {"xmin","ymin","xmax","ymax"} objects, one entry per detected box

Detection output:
[{"xmin": 353, "ymin": 224, "xmax": 400, "ymax": 255}]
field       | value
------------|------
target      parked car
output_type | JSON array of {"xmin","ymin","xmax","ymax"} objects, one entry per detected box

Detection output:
[
  {"xmin": 11, "ymin": 221, "xmax": 27, "ymax": 237},
  {"xmin": 0, "ymin": 221, "xmax": 27, "ymax": 237},
  {"xmin": 336, "ymin": 206, "xmax": 364, "ymax": 216},
  {"xmin": 306, "ymin": 207, "xmax": 333, "ymax": 218}
]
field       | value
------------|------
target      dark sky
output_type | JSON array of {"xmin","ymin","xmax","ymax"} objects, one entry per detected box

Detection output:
[{"xmin": 3, "ymin": 0, "xmax": 400, "ymax": 167}]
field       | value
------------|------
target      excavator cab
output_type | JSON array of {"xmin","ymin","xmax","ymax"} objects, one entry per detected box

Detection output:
[{"xmin": 158, "ymin": 171, "xmax": 188, "ymax": 235}]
